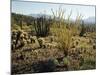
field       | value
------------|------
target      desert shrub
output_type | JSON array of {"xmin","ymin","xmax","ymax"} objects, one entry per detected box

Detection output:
[
  {"xmin": 83, "ymin": 51, "xmax": 96, "ymax": 68},
  {"xmin": 34, "ymin": 16, "xmax": 50, "ymax": 37},
  {"xmin": 84, "ymin": 24, "xmax": 96, "ymax": 32},
  {"xmin": 70, "ymin": 24, "xmax": 80, "ymax": 36},
  {"xmin": 51, "ymin": 26, "xmax": 72, "ymax": 56},
  {"xmin": 80, "ymin": 56, "xmax": 96, "ymax": 70},
  {"xmin": 21, "ymin": 24, "xmax": 33, "ymax": 32},
  {"xmin": 78, "ymin": 45, "xmax": 96, "ymax": 70},
  {"xmin": 53, "ymin": 58, "xmax": 59, "ymax": 65},
  {"xmin": 32, "ymin": 59, "xmax": 56, "ymax": 72},
  {"xmin": 50, "ymin": 7, "xmax": 73, "ymax": 54},
  {"xmin": 11, "ymin": 24, "xmax": 21, "ymax": 31},
  {"xmin": 66, "ymin": 11, "xmax": 81, "ymax": 36},
  {"xmin": 63, "ymin": 57, "xmax": 70, "ymax": 66}
]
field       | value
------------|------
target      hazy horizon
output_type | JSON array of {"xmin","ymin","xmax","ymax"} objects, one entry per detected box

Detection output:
[{"xmin": 12, "ymin": 0, "xmax": 95, "ymax": 20}]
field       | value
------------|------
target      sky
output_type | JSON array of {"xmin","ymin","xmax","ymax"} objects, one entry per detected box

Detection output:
[{"xmin": 12, "ymin": 0, "xmax": 95, "ymax": 19}]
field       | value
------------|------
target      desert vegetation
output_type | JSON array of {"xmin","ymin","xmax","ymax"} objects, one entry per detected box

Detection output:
[{"xmin": 11, "ymin": 6, "xmax": 96, "ymax": 74}]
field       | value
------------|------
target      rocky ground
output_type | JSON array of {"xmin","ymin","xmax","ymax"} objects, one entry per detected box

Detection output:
[{"xmin": 11, "ymin": 30, "xmax": 96, "ymax": 74}]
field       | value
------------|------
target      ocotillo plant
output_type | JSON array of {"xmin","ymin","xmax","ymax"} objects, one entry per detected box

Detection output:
[
  {"xmin": 34, "ymin": 16, "xmax": 50, "ymax": 37},
  {"xmin": 51, "ymin": 6, "xmax": 66, "ymax": 28}
]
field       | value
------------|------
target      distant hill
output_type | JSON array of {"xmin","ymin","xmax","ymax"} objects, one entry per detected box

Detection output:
[
  {"xmin": 84, "ymin": 17, "xmax": 95, "ymax": 24},
  {"xmin": 28, "ymin": 13, "xmax": 96, "ymax": 25},
  {"xmin": 29, "ymin": 14, "xmax": 51, "ymax": 18}
]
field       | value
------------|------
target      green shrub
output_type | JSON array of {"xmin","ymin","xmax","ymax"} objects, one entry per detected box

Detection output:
[
  {"xmin": 63, "ymin": 57, "xmax": 70, "ymax": 66},
  {"xmin": 53, "ymin": 59, "xmax": 59, "ymax": 65}
]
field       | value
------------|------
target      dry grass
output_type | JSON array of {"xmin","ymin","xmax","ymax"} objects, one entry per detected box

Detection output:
[{"xmin": 50, "ymin": 25, "xmax": 72, "ymax": 56}]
